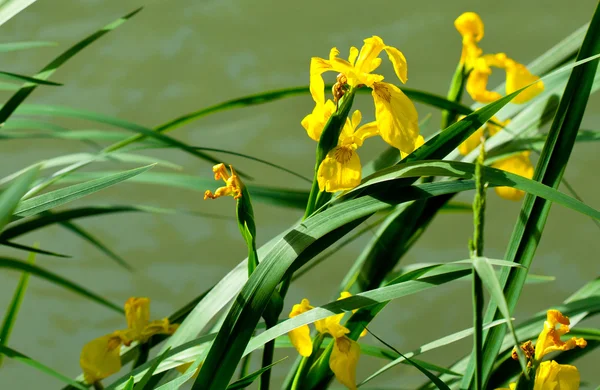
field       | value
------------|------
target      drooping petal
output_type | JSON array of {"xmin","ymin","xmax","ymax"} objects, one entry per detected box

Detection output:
[
  {"xmin": 371, "ymin": 82, "xmax": 420, "ymax": 155},
  {"xmin": 301, "ymin": 100, "xmax": 336, "ymax": 141},
  {"xmin": 80, "ymin": 334, "xmax": 123, "ymax": 384},
  {"xmin": 317, "ymin": 146, "xmax": 362, "ymax": 192},
  {"xmin": 466, "ymin": 57, "xmax": 503, "ymax": 103},
  {"xmin": 288, "ymin": 325, "xmax": 313, "ymax": 357},
  {"xmin": 330, "ymin": 335, "xmax": 360, "ymax": 390},
  {"xmin": 454, "ymin": 12, "xmax": 485, "ymax": 42},
  {"xmin": 349, "ymin": 121, "xmax": 379, "ymax": 148},
  {"xmin": 491, "ymin": 151, "xmax": 534, "ymax": 201},
  {"xmin": 289, "ymin": 298, "xmax": 314, "ymax": 317},
  {"xmin": 354, "ymin": 36, "xmax": 386, "ymax": 75},
  {"xmin": 383, "ymin": 46, "xmax": 408, "ymax": 83},
  {"xmin": 140, "ymin": 318, "xmax": 179, "ymax": 342},
  {"xmin": 310, "ymin": 56, "xmax": 333, "ymax": 105},
  {"xmin": 505, "ymin": 59, "xmax": 544, "ymax": 104},
  {"xmin": 124, "ymin": 297, "xmax": 150, "ymax": 337},
  {"xmin": 534, "ymin": 310, "xmax": 587, "ymax": 360},
  {"xmin": 534, "ymin": 361, "xmax": 580, "ymax": 390}
]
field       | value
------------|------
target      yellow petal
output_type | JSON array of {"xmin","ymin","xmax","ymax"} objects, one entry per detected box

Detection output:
[
  {"xmin": 330, "ymin": 336, "xmax": 360, "ymax": 390},
  {"xmin": 491, "ymin": 151, "xmax": 534, "ymax": 201},
  {"xmin": 371, "ymin": 82, "xmax": 420, "ymax": 155},
  {"xmin": 454, "ymin": 12, "xmax": 484, "ymax": 42},
  {"xmin": 348, "ymin": 46, "xmax": 359, "ymax": 65},
  {"xmin": 505, "ymin": 59, "xmax": 544, "ymax": 104},
  {"xmin": 317, "ymin": 146, "xmax": 362, "ymax": 192},
  {"xmin": 288, "ymin": 325, "xmax": 313, "ymax": 357},
  {"xmin": 80, "ymin": 334, "xmax": 122, "ymax": 384},
  {"xmin": 301, "ymin": 100, "xmax": 336, "ymax": 141},
  {"xmin": 466, "ymin": 58, "xmax": 503, "ymax": 103},
  {"xmin": 125, "ymin": 297, "xmax": 150, "ymax": 337},
  {"xmin": 289, "ymin": 298, "xmax": 313, "ymax": 318},
  {"xmin": 349, "ymin": 121, "xmax": 379, "ymax": 147},
  {"xmin": 534, "ymin": 361, "xmax": 580, "ymax": 390},
  {"xmin": 383, "ymin": 45, "xmax": 408, "ymax": 83},
  {"xmin": 534, "ymin": 309, "xmax": 587, "ymax": 360},
  {"xmin": 310, "ymin": 56, "xmax": 333, "ymax": 105},
  {"xmin": 354, "ymin": 36, "xmax": 386, "ymax": 75},
  {"xmin": 140, "ymin": 318, "xmax": 178, "ymax": 343}
]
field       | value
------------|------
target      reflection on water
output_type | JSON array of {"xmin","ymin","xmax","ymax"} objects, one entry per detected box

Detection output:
[{"xmin": 0, "ymin": 0, "xmax": 598, "ymax": 387}]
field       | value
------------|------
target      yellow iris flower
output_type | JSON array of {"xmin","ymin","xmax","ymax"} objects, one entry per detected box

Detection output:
[
  {"xmin": 497, "ymin": 310, "xmax": 586, "ymax": 390},
  {"xmin": 457, "ymin": 115, "xmax": 509, "ymax": 156},
  {"xmin": 79, "ymin": 297, "xmax": 178, "ymax": 384},
  {"xmin": 316, "ymin": 110, "xmax": 378, "ymax": 192},
  {"xmin": 308, "ymin": 36, "xmax": 420, "ymax": 156},
  {"xmin": 491, "ymin": 151, "xmax": 534, "ymax": 201},
  {"xmin": 455, "ymin": 12, "xmax": 544, "ymax": 104},
  {"xmin": 204, "ymin": 163, "xmax": 242, "ymax": 200},
  {"xmin": 287, "ymin": 292, "xmax": 363, "ymax": 390}
]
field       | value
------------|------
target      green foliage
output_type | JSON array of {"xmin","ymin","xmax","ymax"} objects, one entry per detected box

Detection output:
[{"xmin": 0, "ymin": 4, "xmax": 598, "ymax": 390}]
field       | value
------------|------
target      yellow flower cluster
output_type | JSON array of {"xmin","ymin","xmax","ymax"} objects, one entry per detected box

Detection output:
[
  {"xmin": 455, "ymin": 12, "xmax": 545, "ymax": 104},
  {"xmin": 302, "ymin": 36, "xmax": 423, "ymax": 192},
  {"xmin": 498, "ymin": 310, "xmax": 586, "ymax": 390},
  {"xmin": 288, "ymin": 292, "xmax": 364, "ymax": 389},
  {"xmin": 79, "ymin": 298, "xmax": 178, "ymax": 384}
]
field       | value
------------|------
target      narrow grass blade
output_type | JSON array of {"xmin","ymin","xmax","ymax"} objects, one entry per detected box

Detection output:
[
  {"xmin": 1, "ymin": 240, "xmax": 70, "ymax": 257},
  {"xmin": 0, "ymin": 0, "xmax": 38, "ymax": 27},
  {"xmin": 0, "ymin": 249, "xmax": 35, "ymax": 367},
  {"xmin": 227, "ymin": 357, "xmax": 287, "ymax": 390},
  {"xmin": 0, "ymin": 8, "xmax": 142, "ymax": 124},
  {"xmin": 134, "ymin": 347, "xmax": 171, "ymax": 390},
  {"xmin": 57, "ymin": 171, "xmax": 308, "ymax": 209},
  {"xmin": 0, "ymin": 41, "xmax": 56, "ymax": 52},
  {"xmin": 0, "ymin": 345, "xmax": 86, "ymax": 389},
  {"xmin": 122, "ymin": 377, "xmax": 135, "ymax": 390},
  {"xmin": 0, "ymin": 165, "xmax": 39, "ymax": 230},
  {"xmin": 13, "ymin": 165, "xmax": 154, "ymax": 217},
  {"xmin": 359, "ymin": 319, "xmax": 508, "ymax": 386},
  {"xmin": 367, "ymin": 328, "xmax": 451, "ymax": 390},
  {"xmin": 59, "ymin": 220, "xmax": 132, "ymax": 270},
  {"xmin": 1, "ymin": 205, "xmax": 230, "ymax": 240},
  {"xmin": 0, "ymin": 257, "xmax": 122, "ymax": 313},
  {"xmin": 471, "ymin": 257, "xmax": 526, "ymax": 374},
  {"xmin": 0, "ymin": 71, "xmax": 62, "ymax": 85}
]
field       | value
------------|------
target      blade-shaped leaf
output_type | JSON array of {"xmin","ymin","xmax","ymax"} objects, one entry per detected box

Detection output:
[
  {"xmin": 0, "ymin": 257, "xmax": 122, "ymax": 313},
  {"xmin": 13, "ymin": 165, "xmax": 154, "ymax": 218},
  {"xmin": 0, "ymin": 165, "xmax": 39, "ymax": 230}
]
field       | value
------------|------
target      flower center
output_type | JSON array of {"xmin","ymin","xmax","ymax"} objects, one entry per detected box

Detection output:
[{"xmin": 334, "ymin": 146, "xmax": 354, "ymax": 164}]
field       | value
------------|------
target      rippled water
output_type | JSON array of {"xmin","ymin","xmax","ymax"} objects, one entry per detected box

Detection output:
[{"xmin": 0, "ymin": 0, "xmax": 598, "ymax": 388}]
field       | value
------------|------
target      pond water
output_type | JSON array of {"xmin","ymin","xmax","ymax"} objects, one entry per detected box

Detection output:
[{"xmin": 0, "ymin": 0, "xmax": 598, "ymax": 388}]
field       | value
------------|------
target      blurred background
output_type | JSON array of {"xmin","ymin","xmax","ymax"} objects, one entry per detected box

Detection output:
[{"xmin": 0, "ymin": 0, "xmax": 598, "ymax": 388}]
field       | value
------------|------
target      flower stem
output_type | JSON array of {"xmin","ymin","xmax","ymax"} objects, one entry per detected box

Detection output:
[{"xmin": 471, "ymin": 144, "xmax": 487, "ymax": 390}]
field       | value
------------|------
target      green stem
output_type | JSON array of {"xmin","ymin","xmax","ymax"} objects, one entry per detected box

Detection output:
[
  {"xmin": 260, "ymin": 337, "xmax": 275, "ymax": 390},
  {"xmin": 239, "ymin": 353, "xmax": 252, "ymax": 379},
  {"xmin": 471, "ymin": 144, "xmax": 486, "ymax": 390},
  {"xmin": 441, "ymin": 62, "xmax": 467, "ymax": 130}
]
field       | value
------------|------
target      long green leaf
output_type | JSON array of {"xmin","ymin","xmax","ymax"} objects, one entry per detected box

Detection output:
[
  {"xmin": 0, "ymin": 8, "xmax": 142, "ymax": 124},
  {"xmin": 0, "ymin": 249, "xmax": 35, "ymax": 367},
  {"xmin": 0, "ymin": 165, "xmax": 38, "ymax": 230},
  {"xmin": 0, "ymin": 345, "xmax": 86, "ymax": 389},
  {"xmin": 226, "ymin": 357, "xmax": 287, "ymax": 390},
  {"xmin": 0, "ymin": 240, "xmax": 70, "ymax": 257},
  {"xmin": 57, "ymin": 171, "xmax": 308, "ymax": 210},
  {"xmin": 134, "ymin": 347, "xmax": 171, "ymax": 390},
  {"xmin": 464, "ymin": 5, "xmax": 600, "ymax": 388},
  {"xmin": 0, "ymin": 0, "xmax": 38, "ymax": 27},
  {"xmin": 0, "ymin": 41, "xmax": 56, "ymax": 52},
  {"xmin": 0, "ymin": 257, "xmax": 122, "ymax": 313},
  {"xmin": 13, "ymin": 165, "xmax": 154, "ymax": 217},
  {"xmin": 0, "ymin": 70, "xmax": 62, "ymax": 85}
]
